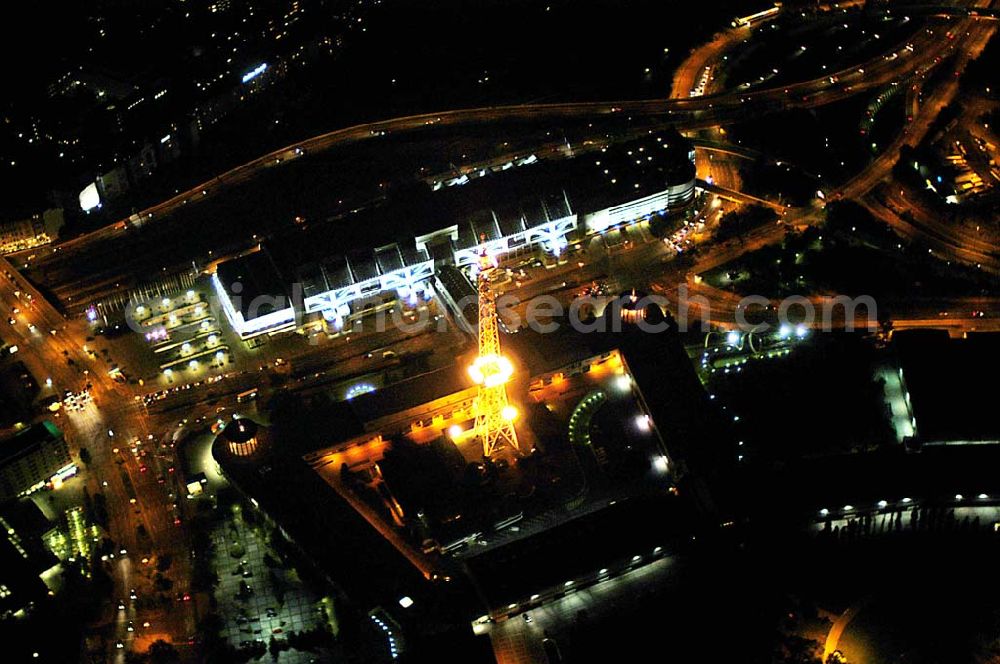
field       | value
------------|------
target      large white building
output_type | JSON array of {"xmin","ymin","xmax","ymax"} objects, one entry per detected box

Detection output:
[{"xmin": 213, "ymin": 131, "xmax": 697, "ymax": 339}]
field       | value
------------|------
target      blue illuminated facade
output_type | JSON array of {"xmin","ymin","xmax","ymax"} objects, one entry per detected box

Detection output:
[{"xmin": 212, "ymin": 132, "xmax": 696, "ymax": 339}]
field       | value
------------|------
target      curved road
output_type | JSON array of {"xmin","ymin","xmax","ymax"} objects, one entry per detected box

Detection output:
[{"xmin": 28, "ymin": 3, "xmax": 978, "ymax": 284}]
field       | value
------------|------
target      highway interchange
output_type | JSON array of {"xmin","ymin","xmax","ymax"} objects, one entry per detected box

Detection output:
[{"xmin": 18, "ymin": 2, "xmax": 1000, "ymax": 315}]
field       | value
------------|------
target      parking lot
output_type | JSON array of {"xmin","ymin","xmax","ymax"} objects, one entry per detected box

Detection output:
[{"xmin": 210, "ymin": 507, "xmax": 332, "ymax": 661}]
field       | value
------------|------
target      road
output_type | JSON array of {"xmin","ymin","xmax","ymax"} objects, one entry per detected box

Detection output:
[
  {"xmin": 0, "ymin": 256, "xmax": 199, "ymax": 659},
  {"xmin": 864, "ymin": 193, "xmax": 1000, "ymax": 273},
  {"xmin": 20, "ymin": 1, "xmax": 982, "ymax": 316},
  {"xmin": 670, "ymin": 25, "xmax": 749, "ymax": 99},
  {"xmin": 857, "ymin": 86, "xmax": 1000, "ymax": 273},
  {"xmin": 0, "ymin": 2, "xmax": 995, "ymax": 660},
  {"xmin": 823, "ymin": 597, "xmax": 873, "ymax": 661},
  {"xmin": 660, "ymin": 276, "xmax": 1000, "ymax": 335},
  {"xmin": 838, "ymin": 14, "xmax": 998, "ymax": 201}
]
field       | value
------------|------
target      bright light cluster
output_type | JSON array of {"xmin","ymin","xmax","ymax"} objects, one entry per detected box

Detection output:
[{"xmin": 468, "ymin": 354, "xmax": 514, "ymax": 387}]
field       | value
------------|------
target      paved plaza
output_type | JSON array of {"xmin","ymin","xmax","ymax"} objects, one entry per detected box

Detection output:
[{"xmin": 210, "ymin": 510, "xmax": 332, "ymax": 662}]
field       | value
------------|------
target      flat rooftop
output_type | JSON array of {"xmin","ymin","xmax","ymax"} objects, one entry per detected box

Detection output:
[
  {"xmin": 893, "ymin": 330, "xmax": 1000, "ymax": 444},
  {"xmin": 212, "ymin": 429, "xmax": 483, "ymax": 644},
  {"xmin": 753, "ymin": 444, "xmax": 1000, "ymax": 518},
  {"xmin": 346, "ymin": 363, "xmax": 470, "ymax": 426},
  {"xmin": 0, "ymin": 421, "xmax": 62, "ymax": 466},
  {"xmin": 214, "ymin": 250, "xmax": 289, "ymax": 321},
  {"xmin": 215, "ymin": 130, "xmax": 695, "ymax": 313},
  {"xmin": 465, "ymin": 494, "xmax": 693, "ymax": 608}
]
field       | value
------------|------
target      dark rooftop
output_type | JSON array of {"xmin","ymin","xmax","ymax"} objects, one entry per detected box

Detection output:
[
  {"xmin": 221, "ymin": 418, "xmax": 258, "ymax": 444},
  {"xmin": 212, "ymin": 435, "xmax": 483, "ymax": 648},
  {"xmin": 346, "ymin": 363, "xmax": 471, "ymax": 425},
  {"xmin": 0, "ymin": 500, "xmax": 58, "ymax": 616},
  {"xmin": 752, "ymin": 444, "xmax": 1000, "ymax": 520},
  {"xmin": 893, "ymin": 330, "xmax": 1000, "ymax": 444},
  {"xmin": 0, "ymin": 500, "xmax": 52, "ymax": 539},
  {"xmin": 219, "ymin": 130, "xmax": 695, "ymax": 298},
  {"xmin": 0, "ymin": 537, "xmax": 50, "ymax": 615},
  {"xmin": 214, "ymin": 250, "xmax": 289, "ymax": 321},
  {"xmin": 434, "ymin": 265, "xmax": 478, "ymax": 330},
  {"xmin": 568, "ymin": 311, "xmax": 738, "ymax": 519},
  {"xmin": 466, "ymin": 494, "xmax": 693, "ymax": 608},
  {"xmin": 0, "ymin": 421, "xmax": 62, "ymax": 466}
]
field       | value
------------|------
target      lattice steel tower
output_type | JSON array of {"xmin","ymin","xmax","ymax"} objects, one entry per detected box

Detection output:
[{"xmin": 468, "ymin": 247, "xmax": 520, "ymax": 458}]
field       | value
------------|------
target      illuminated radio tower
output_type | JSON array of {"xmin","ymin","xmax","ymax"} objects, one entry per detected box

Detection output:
[{"xmin": 468, "ymin": 245, "xmax": 520, "ymax": 458}]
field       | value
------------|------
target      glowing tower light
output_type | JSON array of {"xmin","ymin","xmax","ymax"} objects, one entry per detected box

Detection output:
[{"xmin": 469, "ymin": 240, "xmax": 520, "ymax": 457}]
